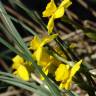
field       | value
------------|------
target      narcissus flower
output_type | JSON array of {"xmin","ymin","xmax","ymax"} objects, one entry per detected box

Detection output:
[
  {"xmin": 55, "ymin": 60, "xmax": 82, "ymax": 90},
  {"xmin": 30, "ymin": 34, "xmax": 58, "ymax": 67},
  {"xmin": 12, "ymin": 55, "xmax": 29, "ymax": 81},
  {"xmin": 42, "ymin": 0, "xmax": 72, "ymax": 34},
  {"xmin": 30, "ymin": 34, "xmax": 58, "ymax": 76}
]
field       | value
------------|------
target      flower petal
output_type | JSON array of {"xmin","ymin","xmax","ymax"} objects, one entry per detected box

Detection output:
[
  {"xmin": 54, "ymin": 7, "xmax": 65, "ymax": 19},
  {"xmin": 42, "ymin": 0, "xmax": 57, "ymax": 17},
  {"xmin": 12, "ymin": 55, "xmax": 24, "ymax": 64},
  {"xmin": 17, "ymin": 65, "xmax": 29, "ymax": 81},
  {"xmin": 47, "ymin": 16, "xmax": 54, "ymax": 34},
  {"xmin": 55, "ymin": 64, "xmax": 70, "ymax": 81},
  {"xmin": 41, "ymin": 34, "xmax": 58, "ymax": 46},
  {"xmin": 59, "ymin": 79, "xmax": 71, "ymax": 90},
  {"xmin": 12, "ymin": 55, "xmax": 24, "ymax": 69},
  {"xmin": 70, "ymin": 60, "xmax": 82, "ymax": 77},
  {"xmin": 30, "ymin": 36, "xmax": 40, "ymax": 50},
  {"xmin": 33, "ymin": 47, "xmax": 51, "ymax": 66},
  {"xmin": 59, "ymin": 0, "xmax": 72, "ymax": 8}
]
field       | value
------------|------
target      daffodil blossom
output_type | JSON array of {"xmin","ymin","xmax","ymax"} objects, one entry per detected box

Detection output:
[
  {"xmin": 43, "ymin": 0, "xmax": 72, "ymax": 34},
  {"xmin": 30, "ymin": 34, "xmax": 58, "ymax": 66},
  {"xmin": 29, "ymin": 34, "xmax": 58, "ymax": 75},
  {"xmin": 55, "ymin": 60, "xmax": 82, "ymax": 89},
  {"xmin": 12, "ymin": 55, "xmax": 29, "ymax": 81}
]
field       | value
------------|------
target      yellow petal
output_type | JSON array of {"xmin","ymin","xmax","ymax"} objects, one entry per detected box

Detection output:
[
  {"xmin": 42, "ymin": 0, "xmax": 57, "ymax": 17},
  {"xmin": 59, "ymin": 82, "xmax": 64, "ymax": 89},
  {"xmin": 59, "ymin": 0, "xmax": 72, "ymax": 8},
  {"xmin": 17, "ymin": 65, "xmax": 29, "ymax": 81},
  {"xmin": 55, "ymin": 64, "xmax": 70, "ymax": 81},
  {"xmin": 41, "ymin": 34, "xmax": 58, "ymax": 46},
  {"xmin": 54, "ymin": 7, "xmax": 64, "ymax": 19},
  {"xmin": 12, "ymin": 55, "xmax": 24, "ymax": 69},
  {"xmin": 70, "ymin": 60, "xmax": 82, "ymax": 77},
  {"xmin": 12, "ymin": 55, "xmax": 24, "ymax": 64},
  {"xmin": 39, "ymin": 49, "xmax": 50, "ymax": 66},
  {"xmin": 33, "ymin": 47, "xmax": 50, "ymax": 67},
  {"xmin": 59, "ymin": 79, "xmax": 71, "ymax": 90},
  {"xmin": 33, "ymin": 47, "xmax": 42, "ymax": 63},
  {"xmin": 12, "ymin": 63, "xmax": 21, "ymax": 69},
  {"xmin": 47, "ymin": 16, "xmax": 54, "ymax": 34},
  {"xmin": 30, "ymin": 36, "xmax": 40, "ymax": 50}
]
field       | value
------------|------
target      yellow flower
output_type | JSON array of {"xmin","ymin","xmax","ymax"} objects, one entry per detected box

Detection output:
[
  {"xmin": 14, "ymin": 65, "xmax": 29, "ymax": 81},
  {"xmin": 43, "ymin": 0, "xmax": 72, "ymax": 34},
  {"xmin": 12, "ymin": 55, "xmax": 24, "ymax": 69},
  {"xmin": 12, "ymin": 55, "xmax": 29, "ymax": 81},
  {"xmin": 30, "ymin": 34, "xmax": 58, "ymax": 67},
  {"xmin": 29, "ymin": 34, "xmax": 58, "ymax": 80},
  {"xmin": 55, "ymin": 60, "xmax": 82, "ymax": 90}
]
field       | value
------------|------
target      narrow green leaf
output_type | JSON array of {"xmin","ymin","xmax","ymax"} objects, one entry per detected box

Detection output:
[
  {"xmin": 0, "ymin": 72, "xmax": 50, "ymax": 96},
  {"xmin": 9, "ymin": 15, "xmax": 38, "ymax": 36},
  {"xmin": 8, "ymin": 0, "xmax": 46, "ymax": 31},
  {"xmin": 8, "ymin": 0, "xmax": 40, "ymax": 25},
  {"xmin": 0, "ymin": 37, "xmax": 20, "ymax": 55}
]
